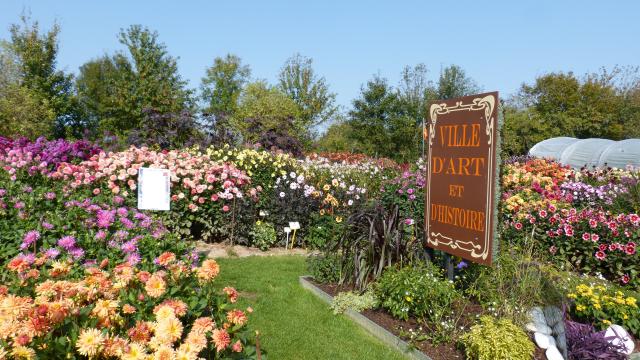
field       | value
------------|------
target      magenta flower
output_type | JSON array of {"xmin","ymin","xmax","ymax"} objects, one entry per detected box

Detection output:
[
  {"xmin": 121, "ymin": 240, "xmax": 138, "ymax": 254},
  {"xmin": 20, "ymin": 230, "xmax": 40, "ymax": 250},
  {"xmin": 126, "ymin": 253, "xmax": 141, "ymax": 266},
  {"xmin": 96, "ymin": 209, "xmax": 115, "ymax": 228},
  {"xmin": 44, "ymin": 248, "xmax": 60, "ymax": 258},
  {"xmin": 57, "ymin": 236, "xmax": 76, "ymax": 250},
  {"xmin": 69, "ymin": 247, "xmax": 85, "ymax": 259}
]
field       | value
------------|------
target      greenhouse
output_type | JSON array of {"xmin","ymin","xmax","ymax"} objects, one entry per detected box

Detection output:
[{"xmin": 529, "ymin": 137, "xmax": 640, "ymax": 169}]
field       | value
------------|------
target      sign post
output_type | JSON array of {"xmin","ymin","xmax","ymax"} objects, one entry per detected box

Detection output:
[{"xmin": 424, "ymin": 92, "xmax": 500, "ymax": 266}]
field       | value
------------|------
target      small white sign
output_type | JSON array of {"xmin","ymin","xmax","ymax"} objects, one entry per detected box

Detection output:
[
  {"xmin": 137, "ymin": 168, "xmax": 171, "ymax": 211},
  {"xmin": 284, "ymin": 227, "xmax": 291, "ymax": 233},
  {"xmin": 289, "ymin": 222, "xmax": 300, "ymax": 230}
]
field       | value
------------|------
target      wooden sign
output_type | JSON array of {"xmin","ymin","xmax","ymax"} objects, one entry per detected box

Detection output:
[{"xmin": 424, "ymin": 92, "xmax": 499, "ymax": 265}]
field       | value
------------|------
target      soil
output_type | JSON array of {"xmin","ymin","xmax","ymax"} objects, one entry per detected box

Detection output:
[
  {"xmin": 314, "ymin": 281, "xmax": 547, "ymax": 360},
  {"xmin": 195, "ymin": 241, "xmax": 317, "ymax": 258}
]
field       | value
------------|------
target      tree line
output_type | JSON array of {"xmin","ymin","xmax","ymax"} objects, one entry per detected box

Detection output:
[{"xmin": 1, "ymin": 16, "xmax": 639, "ymax": 161}]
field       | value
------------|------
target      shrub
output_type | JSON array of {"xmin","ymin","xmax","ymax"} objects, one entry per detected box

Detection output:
[
  {"xmin": 466, "ymin": 245, "xmax": 561, "ymax": 325},
  {"xmin": 460, "ymin": 316, "xmax": 534, "ymax": 360},
  {"xmin": 330, "ymin": 290, "xmax": 378, "ymax": 314},
  {"xmin": 376, "ymin": 264, "xmax": 459, "ymax": 321},
  {"xmin": 305, "ymin": 213, "xmax": 343, "ymax": 250},
  {"xmin": 306, "ymin": 254, "xmax": 341, "ymax": 283},
  {"xmin": 376, "ymin": 264, "xmax": 464, "ymax": 344},
  {"xmin": 568, "ymin": 282, "xmax": 639, "ymax": 337},
  {"xmin": 336, "ymin": 203, "xmax": 424, "ymax": 290},
  {"xmin": 250, "ymin": 220, "xmax": 277, "ymax": 251}
]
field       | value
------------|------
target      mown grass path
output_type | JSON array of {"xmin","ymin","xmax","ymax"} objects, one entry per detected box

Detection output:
[{"xmin": 216, "ymin": 256, "xmax": 408, "ymax": 360}]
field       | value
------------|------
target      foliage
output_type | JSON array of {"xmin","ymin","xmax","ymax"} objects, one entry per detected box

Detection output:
[
  {"xmin": 568, "ymin": 282, "xmax": 639, "ymax": 337},
  {"xmin": 249, "ymin": 221, "xmax": 277, "ymax": 251},
  {"xmin": 232, "ymin": 81, "xmax": 303, "ymax": 145},
  {"xmin": 80, "ymin": 25, "xmax": 193, "ymax": 136},
  {"xmin": 330, "ymin": 290, "xmax": 377, "ymax": 314},
  {"xmin": 2, "ymin": 16, "xmax": 79, "ymax": 138},
  {"xmin": 565, "ymin": 320, "xmax": 628, "ymax": 360},
  {"xmin": 466, "ymin": 245, "xmax": 560, "ymax": 325},
  {"xmin": 201, "ymin": 53, "xmax": 251, "ymax": 117},
  {"xmin": 278, "ymin": 53, "xmax": 338, "ymax": 131},
  {"xmin": 434, "ymin": 64, "xmax": 481, "ymax": 100},
  {"xmin": 306, "ymin": 254, "xmax": 341, "ymax": 283},
  {"xmin": 503, "ymin": 67, "xmax": 640, "ymax": 156},
  {"xmin": 459, "ymin": 316, "xmax": 534, "ymax": 360},
  {"xmin": 346, "ymin": 75, "xmax": 420, "ymax": 162},
  {"xmin": 127, "ymin": 109, "xmax": 209, "ymax": 150},
  {"xmin": 375, "ymin": 264, "xmax": 462, "ymax": 344},
  {"xmin": 305, "ymin": 212, "xmax": 344, "ymax": 249},
  {"xmin": 244, "ymin": 116, "xmax": 305, "ymax": 157},
  {"xmin": 335, "ymin": 202, "xmax": 423, "ymax": 290}
]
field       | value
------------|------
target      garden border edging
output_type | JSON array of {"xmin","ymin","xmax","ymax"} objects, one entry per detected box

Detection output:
[{"xmin": 299, "ymin": 276, "xmax": 433, "ymax": 360}]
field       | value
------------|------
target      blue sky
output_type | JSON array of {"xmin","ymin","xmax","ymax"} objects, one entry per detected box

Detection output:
[{"xmin": 1, "ymin": 0, "xmax": 638, "ymax": 109}]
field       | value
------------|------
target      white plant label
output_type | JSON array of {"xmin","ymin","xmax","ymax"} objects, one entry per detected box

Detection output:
[
  {"xmin": 137, "ymin": 168, "xmax": 171, "ymax": 211},
  {"xmin": 289, "ymin": 222, "xmax": 300, "ymax": 230}
]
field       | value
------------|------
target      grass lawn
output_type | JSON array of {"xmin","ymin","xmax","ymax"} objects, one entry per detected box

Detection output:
[{"xmin": 215, "ymin": 255, "xmax": 408, "ymax": 360}]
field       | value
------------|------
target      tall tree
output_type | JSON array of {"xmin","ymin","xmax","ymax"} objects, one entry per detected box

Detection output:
[
  {"xmin": 78, "ymin": 25, "xmax": 193, "ymax": 136},
  {"xmin": 0, "ymin": 41, "xmax": 54, "ymax": 138},
  {"xmin": 200, "ymin": 54, "xmax": 250, "ymax": 117},
  {"xmin": 436, "ymin": 64, "xmax": 481, "ymax": 100},
  {"xmin": 398, "ymin": 63, "xmax": 434, "ymax": 120},
  {"xmin": 4, "ymin": 16, "xmax": 79, "ymax": 137},
  {"xmin": 346, "ymin": 75, "xmax": 419, "ymax": 161},
  {"xmin": 232, "ymin": 81, "xmax": 303, "ymax": 146},
  {"xmin": 278, "ymin": 54, "xmax": 338, "ymax": 135}
]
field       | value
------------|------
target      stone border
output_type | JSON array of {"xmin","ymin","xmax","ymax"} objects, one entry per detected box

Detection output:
[{"xmin": 299, "ymin": 276, "xmax": 433, "ymax": 360}]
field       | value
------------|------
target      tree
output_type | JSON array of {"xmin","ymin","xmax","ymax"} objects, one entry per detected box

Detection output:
[
  {"xmin": 200, "ymin": 54, "xmax": 250, "ymax": 117},
  {"xmin": 502, "ymin": 67, "xmax": 640, "ymax": 156},
  {"xmin": 232, "ymin": 81, "xmax": 304, "ymax": 146},
  {"xmin": 78, "ymin": 25, "xmax": 193, "ymax": 136},
  {"xmin": 278, "ymin": 54, "xmax": 338, "ymax": 135},
  {"xmin": 346, "ymin": 75, "xmax": 419, "ymax": 161},
  {"xmin": 397, "ymin": 63, "xmax": 434, "ymax": 121},
  {"xmin": 435, "ymin": 64, "xmax": 481, "ymax": 100},
  {"xmin": 3, "ymin": 16, "xmax": 79, "ymax": 137}
]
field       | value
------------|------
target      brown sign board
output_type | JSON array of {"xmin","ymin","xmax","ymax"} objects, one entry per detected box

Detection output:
[{"xmin": 424, "ymin": 92, "xmax": 499, "ymax": 265}]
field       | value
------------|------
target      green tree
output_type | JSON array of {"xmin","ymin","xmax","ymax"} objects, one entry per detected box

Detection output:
[
  {"xmin": 435, "ymin": 64, "xmax": 481, "ymax": 100},
  {"xmin": 200, "ymin": 54, "xmax": 250, "ymax": 117},
  {"xmin": 78, "ymin": 25, "xmax": 193, "ymax": 136},
  {"xmin": 232, "ymin": 81, "xmax": 302, "ymax": 144},
  {"xmin": 0, "ymin": 42, "xmax": 55, "ymax": 137},
  {"xmin": 398, "ymin": 64, "xmax": 435, "ymax": 119},
  {"xmin": 4, "ymin": 16, "xmax": 79, "ymax": 137},
  {"xmin": 346, "ymin": 75, "xmax": 419, "ymax": 161},
  {"xmin": 278, "ymin": 54, "xmax": 338, "ymax": 135},
  {"xmin": 502, "ymin": 67, "xmax": 640, "ymax": 156}
]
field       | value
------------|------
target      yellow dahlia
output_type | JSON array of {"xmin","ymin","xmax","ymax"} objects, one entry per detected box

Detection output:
[
  {"xmin": 11, "ymin": 345, "xmax": 35, "ymax": 359},
  {"xmin": 196, "ymin": 260, "xmax": 220, "ymax": 282},
  {"xmin": 76, "ymin": 328, "xmax": 104, "ymax": 357},
  {"xmin": 145, "ymin": 274, "xmax": 166, "ymax": 298}
]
